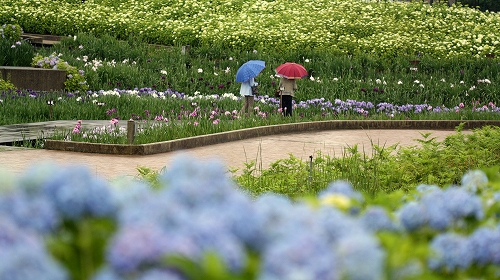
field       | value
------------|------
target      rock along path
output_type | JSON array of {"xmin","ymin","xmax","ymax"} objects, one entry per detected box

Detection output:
[{"xmin": 0, "ymin": 129, "xmax": 466, "ymax": 180}]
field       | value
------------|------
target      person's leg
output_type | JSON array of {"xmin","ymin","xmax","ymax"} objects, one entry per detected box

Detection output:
[
  {"xmin": 282, "ymin": 95, "xmax": 292, "ymax": 116},
  {"xmin": 241, "ymin": 102, "xmax": 246, "ymax": 115},
  {"xmin": 241, "ymin": 97, "xmax": 248, "ymax": 115},
  {"xmin": 248, "ymin": 96, "xmax": 254, "ymax": 115}
]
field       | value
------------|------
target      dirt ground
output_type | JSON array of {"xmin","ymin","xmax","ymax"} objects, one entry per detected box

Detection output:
[{"xmin": 0, "ymin": 129, "xmax": 466, "ymax": 180}]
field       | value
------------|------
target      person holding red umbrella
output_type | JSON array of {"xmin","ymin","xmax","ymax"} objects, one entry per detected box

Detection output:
[
  {"xmin": 278, "ymin": 77, "xmax": 297, "ymax": 116},
  {"xmin": 275, "ymin": 62, "xmax": 308, "ymax": 116}
]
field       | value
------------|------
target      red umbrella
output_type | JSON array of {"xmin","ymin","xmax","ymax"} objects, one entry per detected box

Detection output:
[{"xmin": 275, "ymin": 62, "xmax": 308, "ymax": 79}]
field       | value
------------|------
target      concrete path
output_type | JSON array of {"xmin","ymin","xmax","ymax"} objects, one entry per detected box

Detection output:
[
  {"xmin": 0, "ymin": 129, "xmax": 465, "ymax": 180},
  {"xmin": 0, "ymin": 120, "xmax": 116, "ymax": 144}
]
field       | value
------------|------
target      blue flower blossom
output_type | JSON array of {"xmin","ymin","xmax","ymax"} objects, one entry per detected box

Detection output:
[
  {"xmin": 42, "ymin": 164, "xmax": 117, "ymax": 220},
  {"xmin": 107, "ymin": 224, "xmax": 184, "ymax": 274},
  {"xmin": 260, "ymin": 229, "xmax": 339, "ymax": 280},
  {"xmin": 468, "ymin": 227, "xmax": 500, "ymax": 266},
  {"xmin": 428, "ymin": 233, "xmax": 473, "ymax": 273},
  {"xmin": 137, "ymin": 269, "xmax": 184, "ymax": 280},
  {"xmin": 420, "ymin": 190, "xmax": 454, "ymax": 230},
  {"xmin": 317, "ymin": 206, "xmax": 367, "ymax": 243},
  {"xmin": 359, "ymin": 206, "xmax": 399, "ymax": 232},
  {"xmin": 160, "ymin": 154, "xmax": 242, "ymax": 209},
  {"xmin": 335, "ymin": 233, "xmax": 386, "ymax": 280},
  {"xmin": 178, "ymin": 211, "xmax": 247, "ymax": 273},
  {"xmin": 443, "ymin": 187, "xmax": 483, "ymax": 220},
  {"xmin": 397, "ymin": 202, "xmax": 428, "ymax": 232},
  {"xmin": 0, "ymin": 215, "xmax": 67, "ymax": 280},
  {"xmin": 0, "ymin": 191, "xmax": 59, "ymax": 234}
]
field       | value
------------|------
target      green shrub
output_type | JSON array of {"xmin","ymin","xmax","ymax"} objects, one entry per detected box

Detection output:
[{"xmin": 0, "ymin": 76, "xmax": 16, "ymax": 90}]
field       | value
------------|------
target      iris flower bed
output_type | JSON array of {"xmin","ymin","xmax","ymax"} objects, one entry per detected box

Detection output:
[
  {"xmin": 1, "ymin": 155, "xmax": 500, "ymax": 279},
  {"xmin": 2, "ymin": 87, "xmax": 500, "ymax": 144}
]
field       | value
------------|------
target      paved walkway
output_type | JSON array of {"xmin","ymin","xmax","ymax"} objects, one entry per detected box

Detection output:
[
  {"xmin": 0, "ymin": 128, "xmax": 465, "ymax": 180},
  {"xmin": 0, "ymin": 120, "xmax": 115, "ymax": 144}
]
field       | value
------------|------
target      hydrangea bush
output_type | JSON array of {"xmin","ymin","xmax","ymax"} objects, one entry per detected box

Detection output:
[
  {"xmin": 32, "ymin": 52, "xmax": 89, "ymax": 92},
  {"xmin": 0, "ymin": 23, "xmax": 22, "ymax": 41},
  {"xmin": 1, "ymin": 155, "xmax": 500, "ymax": 279}
]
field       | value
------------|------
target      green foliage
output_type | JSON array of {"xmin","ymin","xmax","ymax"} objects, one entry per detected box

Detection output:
[
  {"xmin": 46, "ymin": 218, "xmax": 116, "ymax": 280},
  {"xmin": 135, "ymin": 166, "xmax": 166, "ymax": 190},
  {"xmin": 165, "ymin": 251, "xmax": 260, "ymax": 280},
  {"xmin": 234, "ymin": 125, "xmax": 500, "ymax": 198}
]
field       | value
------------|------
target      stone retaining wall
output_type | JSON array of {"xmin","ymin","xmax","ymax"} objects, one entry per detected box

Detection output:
[
  {"xmin": 44, "ymin": 120, "xmax": 500, "ymax": 155},
  {"xmin": 0, "ymin": 66, "xmax": 66, "ymax": 91}
]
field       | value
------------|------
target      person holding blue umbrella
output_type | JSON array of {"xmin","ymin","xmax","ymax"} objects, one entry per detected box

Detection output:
[{"xmin": 236, "ymin": 60, "xmax": 265, "ymax": 116}]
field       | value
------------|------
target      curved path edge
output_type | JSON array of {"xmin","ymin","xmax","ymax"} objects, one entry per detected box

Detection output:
[{"xmin": 44, "ymin": 120, "xmax": 500, "ymax": 155}]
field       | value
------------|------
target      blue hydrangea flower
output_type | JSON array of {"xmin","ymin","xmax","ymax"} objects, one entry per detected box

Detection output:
[
  {"xmin": 254, "ymin": 193, "xmax": 297, "ymax": 243},
  {"xmin": 420, "ymin": 190, "xmax": 453, "ymax": 230},
  {"xmin": 0, "ymin": 215, "xmax": 40, "ymax": 248},
  {"xmin": 468, "ymin": 227, "xmax": 500, "ymax": 266},
  {"xmin": 201, "ymin": 191, "xmax": 266, "ymax": 251},
  {"xmin": 428, "ymin": 233, "xmax": 473, "ymax": 273},
  {"xmin": 359, "ymin": 206, "xmax": 399, "ymax": 232},
  {"xmin": 0, "ymin": 191, "xmax": 59, "ymax": 234},
  {"xmin": 0, "ymin": 244, "xmax": 68, "ymax": 280},
  {"xmin": 443, "ymin": 187, "xmax": 483, "ymax": 220},
  {"xmin": 318, "ymin": 180, "xmax": 364, "ymax": 203},
  {"xmin": 107, "ymin": 224, "xmax": 191, "ymax": 274},
  {"xmin": 317, "ymin": 206, "xmax": 367, "ymax": 243},
  {"xmin": 116, "ymin": 188, "xmax": 190, "ymax": 230},
  {"xmin": 179, "ymin": 210, "xmax": 247, "ymax": 273},
  {"xmin": 461, "ymin": 169, "xmax": 488, "ymax": 193},
  {"xmin": 259, "ymin": 229, "xmax": 339, "ymax": 280},
  {"xmin": 335, "ymin": 233, "xmax": 386, "ymax": 280},
  {"xmin": 397, "ymin": 202, "xmax": 428, "ymax": 232},
  {"xmin": 0, "ymin": 215, "xmax": 67, "ymax": 280},
  {"xmin": 42, "ymin": 164, "xmax": 117, "ymax": 220},
  {"xmin": 110, "ymin": 209, "xmax": 247, "ymax": 275},
  {"xmin": 160, "ymin": 154, "xmax": 241, "ymax": 209},
  {"xmin": 137, "ymin": 269, "xmax": 185, "ymax": 280}
]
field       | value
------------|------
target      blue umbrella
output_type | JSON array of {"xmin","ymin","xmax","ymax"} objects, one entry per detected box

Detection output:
[{"xmin": 235, "ymin": 60, "xmax": 266, "ymax": 82}]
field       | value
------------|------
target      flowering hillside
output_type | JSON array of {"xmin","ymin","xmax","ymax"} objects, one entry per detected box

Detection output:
[{"xmin": 1, "ymin": 0, "xmax": 499, "ymax": 57}]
